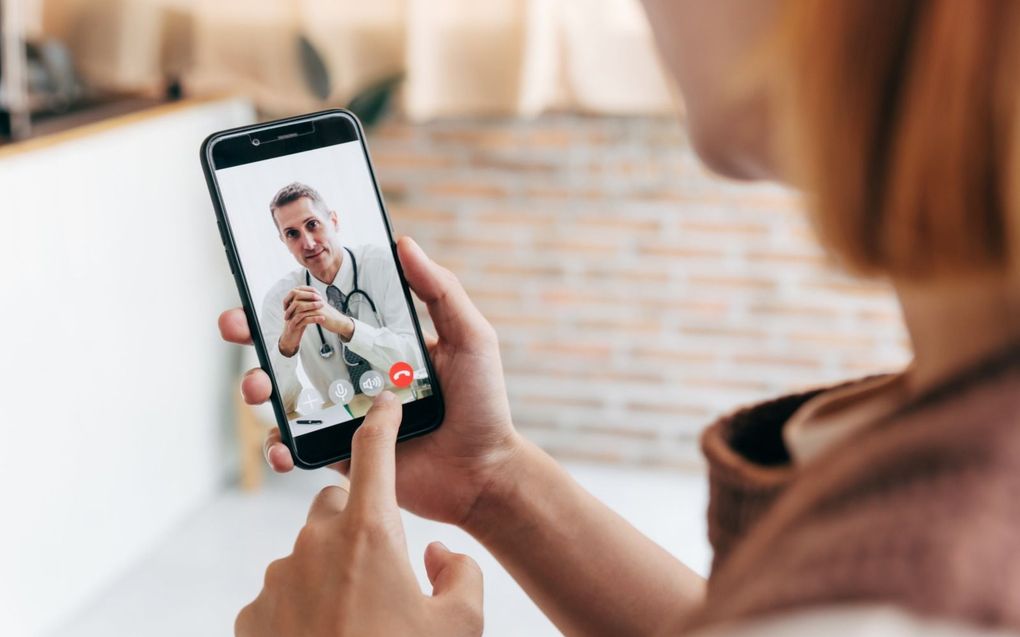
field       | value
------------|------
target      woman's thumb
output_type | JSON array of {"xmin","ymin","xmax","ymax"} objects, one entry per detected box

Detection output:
[{"xmin": 424, "ymin": 541, "xmax": 484, "ymax": 603}]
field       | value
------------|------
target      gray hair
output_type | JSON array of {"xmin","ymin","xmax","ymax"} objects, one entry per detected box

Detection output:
[{"xmin": 269, "ymin": 182, "xmax": 329, "ymax": 223}]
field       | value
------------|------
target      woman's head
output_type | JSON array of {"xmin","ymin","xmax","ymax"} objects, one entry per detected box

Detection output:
[{"xmin": 644, "ymin": 0, "xmax": 1020, "ymax": 281}]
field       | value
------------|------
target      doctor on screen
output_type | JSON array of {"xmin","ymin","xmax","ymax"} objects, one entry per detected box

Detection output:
[{"xmin": 261, "ymin": 182, "xmax": 422, "ymax": 413}]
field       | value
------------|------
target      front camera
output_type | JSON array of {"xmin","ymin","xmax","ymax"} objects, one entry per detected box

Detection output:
[{"xmin": 251, "ymin": 138, "xmax": 261, "ymax": 146}]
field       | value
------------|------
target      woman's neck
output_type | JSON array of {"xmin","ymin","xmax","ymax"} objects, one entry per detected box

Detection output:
[{"xmin": 894, "ymin": 272, "xmax": 1020, "ymax": 396}]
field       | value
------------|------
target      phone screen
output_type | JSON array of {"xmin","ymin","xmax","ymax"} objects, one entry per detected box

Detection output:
[{"xmin": 207, "ymin": 113, "xmax": 435, "ymax": 448}]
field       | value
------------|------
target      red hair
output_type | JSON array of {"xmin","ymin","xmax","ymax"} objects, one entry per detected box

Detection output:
[{"xmin": 775, "ymin": 0, "xmax": 1020, "ymax": 279}]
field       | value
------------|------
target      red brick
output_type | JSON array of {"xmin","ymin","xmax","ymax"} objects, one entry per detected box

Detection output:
[
  {"xmin": 434, "ymin": 236, "xmax": 518, "ymax": 253},
  {"xmin": 485, "ymin": 313, "xmax": 556, "ymax": 328},
  {"xmin": 576, "ymin": 424, "xmax": 661, "ymax": 440},
  {"xmin": 523, "ymin": 186, "xmax": 605, "ymax": 199},
  {"xmin": 429, "ymin": 128, "xmax": 519, "ymax": 150},
  {"xmin": 687, "ymin": 275, "xmax": 777, "ymax": 292},
  {"xmin": 515, "ymin": 394, "xmax": 604, "ymax": 409},
  {"xmin": 371, "ymin": 151, "xmax": 456, "ymax": 171},
  {"xmin": 641, "ymin": 298, "xmax": 730, "ymax": 316},
  {"xmin": 387, "ymin": 205, "xmax": 457, "ymax": 224},
  {"xmin": 732, "ymin": 354, "xmax": 823, "ymax": 369},
  {"xmin": 576, "ymin": 317, "xmax": 662, "ymax": 334},
  {"xmin": 583, "ymin": 267, "xmax": 670, "ymax": 284},
  {"xmin": 640, "ymin": 244, "xmax": 727, "ymax": 259},
  {"xmin": 535, "ymin": 238, "xmax": 621, "ymax": 255},
  {"xmin": 629, "ymin": 348, "xmax": 717, "ymax": 365},
  {"xmin": 807, "ymin": 278, "xmax": 894, "ymax": 297},
  {"xmin": 623, "ymin": 401, "xmax": 712, "ymax": 417},
  {"xmin": 681, "ymin": 325, "xmax": 771, "ymax": 340},
  {"xmin": 538, "ymin": 288, "xmax": 609, "ymax": 305},
  {"xmin": 680, "ymin": 220, "xmax": 771, "ymax": 236},
  {"xmin": 528, "ymin": 340, "xmax": 613, "ymax": 359},
  {"xmin": 484, "ymin": 263, "xmax": 564, "ymax": 278},
  {"xmin": 745, "ymin": 250, "xmax": 830, "ymax": 266},
  {"xmin": 464, "ymin": 289, "xmax": 522, "ymax": 303},
  {"xmin": 748, "ymin": 303, "xmax": 842, "ymax": 320},
  {"xmin": 582, "ymin": 217, "xmax": 661, "ymax": 233},
  {"xmin": 787, "ymin": 331, "xmax": 876, "ymax": 348},
  {"xmin": 857, "ymin": 308, "xmax": 905, "ymax": 325},
  {"xmin": 679, "ymin": 377, "xmax": 773, "ymax": 392},
  {"xmin": 502, "ymin": 365, "xmax": 662, "ymax": 384},
  {"xmin": 425, "ymin": 182, "xmax": 509, "ymax": 198}
]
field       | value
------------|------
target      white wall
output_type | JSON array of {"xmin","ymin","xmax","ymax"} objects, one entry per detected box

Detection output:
[{"xmin": 0, "ymin": 98, "xmax": 254, "ymax": 636}]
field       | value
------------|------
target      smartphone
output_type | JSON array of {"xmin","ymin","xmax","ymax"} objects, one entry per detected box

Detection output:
[{"xmin": 201, "ymin": 109, "xmax": 443, "ymax": 468}]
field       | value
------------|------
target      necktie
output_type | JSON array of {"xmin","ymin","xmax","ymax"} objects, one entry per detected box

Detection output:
[{"xmin": 326, "ymin": 285, "xmax": 372, "ymax": 394}]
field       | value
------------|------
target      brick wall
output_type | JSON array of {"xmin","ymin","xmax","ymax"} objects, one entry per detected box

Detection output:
[{"xmin": 368, "ymin": 114, "xmax": 911, "ymax": 467}]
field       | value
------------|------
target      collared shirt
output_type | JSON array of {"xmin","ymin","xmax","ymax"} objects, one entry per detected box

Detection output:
[{"xmin": 261, "ymin": 243, "xmax": 423, "ymax": 412}]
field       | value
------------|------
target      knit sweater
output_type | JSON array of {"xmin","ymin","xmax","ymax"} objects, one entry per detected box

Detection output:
[{"xmin": 684, "ymin": 352, "xmax": 1020, "ymax": 633}]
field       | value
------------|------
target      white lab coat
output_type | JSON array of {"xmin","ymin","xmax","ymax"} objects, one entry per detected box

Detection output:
[{"xmin": 261, "ymin": 243, "xmax": 423, "ymax": 412}]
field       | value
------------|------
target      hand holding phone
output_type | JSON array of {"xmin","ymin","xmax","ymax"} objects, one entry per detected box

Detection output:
[
  {"xmin": 203, "ymin": 110, "xmax": 445, "ymax": 467},
  {"xmin": 220, "ymin": 236, "xmax": 525, "ymax": 527}
]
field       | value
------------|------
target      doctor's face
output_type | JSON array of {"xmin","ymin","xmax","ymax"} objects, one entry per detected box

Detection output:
[{"xmin": 272, "ymin": 197, "xmax": 341, "ymax": 271}]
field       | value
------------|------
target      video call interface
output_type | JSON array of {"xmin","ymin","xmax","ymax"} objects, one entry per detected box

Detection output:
[{"xmin": 215, "ymin": 140, "xmax": 432, "ymax": 437}]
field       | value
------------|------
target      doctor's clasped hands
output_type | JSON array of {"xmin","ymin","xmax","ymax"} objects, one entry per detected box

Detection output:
[{"xmin": 277, "ymin": 285, "xmax": 354, "ymax": 358}]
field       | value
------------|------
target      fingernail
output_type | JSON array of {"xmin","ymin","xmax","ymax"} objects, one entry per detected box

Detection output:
[
  {"xmin": 373, "ymin": 390, "xmax": 396, "ymax": 406},
  {"xmin": 434, "ymin": 541, "xmax": 449, "ymax": 552}
]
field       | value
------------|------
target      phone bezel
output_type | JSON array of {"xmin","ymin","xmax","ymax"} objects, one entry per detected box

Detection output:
[{"xmin": 200, "ymin": 109, "xmax": 444, "ymax": 469}]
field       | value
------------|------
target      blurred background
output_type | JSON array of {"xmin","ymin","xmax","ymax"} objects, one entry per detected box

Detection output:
[{"xmin": 0, "ymin": 0, "xmax": 910, "ymax": 635}]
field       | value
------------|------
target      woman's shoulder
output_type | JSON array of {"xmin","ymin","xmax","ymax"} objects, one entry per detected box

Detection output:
[{"xmin": 691, "ymin": 359, "xmax": 1020, "ymax": 634}]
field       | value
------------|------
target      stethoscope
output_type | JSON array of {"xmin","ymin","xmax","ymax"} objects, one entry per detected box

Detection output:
[{"xmin": 310, "ymin": 246, "xmax": 385, "ymax": 363}]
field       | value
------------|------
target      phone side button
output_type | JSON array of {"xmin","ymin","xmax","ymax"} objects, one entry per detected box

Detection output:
[{"xmin": 224, "ymin": 248, "xmax": 236, "ymax": 275}]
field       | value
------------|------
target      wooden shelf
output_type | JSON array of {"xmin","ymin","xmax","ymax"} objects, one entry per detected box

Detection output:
[{"xmin": 1, "ymin": 96, "xmax": 170, "ymax": 148}]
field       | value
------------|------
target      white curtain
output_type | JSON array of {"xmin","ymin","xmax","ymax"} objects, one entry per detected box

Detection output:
[{"xmin": 41, "ymin": 0, "xmax": 676, "ymax": 118}]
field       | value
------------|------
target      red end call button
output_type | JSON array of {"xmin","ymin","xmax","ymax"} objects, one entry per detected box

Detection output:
[{"xmin": 389, "ymin": 361, "xmax": 414, "ymax": 388}]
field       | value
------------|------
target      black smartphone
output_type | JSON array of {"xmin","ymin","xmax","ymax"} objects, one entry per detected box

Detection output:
[{"xmin": 201, "ymin": 109, "xmax": 443, "ymax": 469}]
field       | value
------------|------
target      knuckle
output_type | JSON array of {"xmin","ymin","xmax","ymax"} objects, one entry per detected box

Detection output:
[
  {"xmin": 262, "ymin": 557, "xmax": 288, "ymax": 589},
  {"xmin": 468, "ymin": 320, "xmax": 499, "ymax": 349},
  {"xmin": 439, "ymin": 266, "xmax": 462, "ymax": 291},
  {"xmin": 293, "ymin": 523, "xmax": 323, "ymax": 553},
  {"xmin": 353, "ymin": 419, "xmax": 389, "ymax": 444},
  {"xmin": 346, "ymin": 515, "xmax": 379, "ymax": 542},
  {"xmin": 347, "ymin": 508, "xmax": 399, "ymax": 542},
  {"xmin": 234, "ymin": 603, "xmax": 254, "ymax": 636},
  {"xmin": 455, "ymin": 552, "xmax": 482, "ymax": 573},
  {"xmin": 319, "ymin": 483, "xmax": 346, "ymax": 499},
  {"xmin": 313, "ymin": 485, "xmax": 347, "ymax": 511},
  {"xmin": 479, "ymin": 322, "xmax": 499, "ymax": 345}
]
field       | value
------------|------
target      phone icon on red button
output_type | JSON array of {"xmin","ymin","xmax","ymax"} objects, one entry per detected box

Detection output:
[{"xmin": 389, "ymin": 361, "xmax": 414, "ymax": 388}]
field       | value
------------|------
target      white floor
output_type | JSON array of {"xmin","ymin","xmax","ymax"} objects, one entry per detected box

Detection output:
[{"xmin": 50, "ymin": 462, "xmax": 711, "ymax": 637}]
